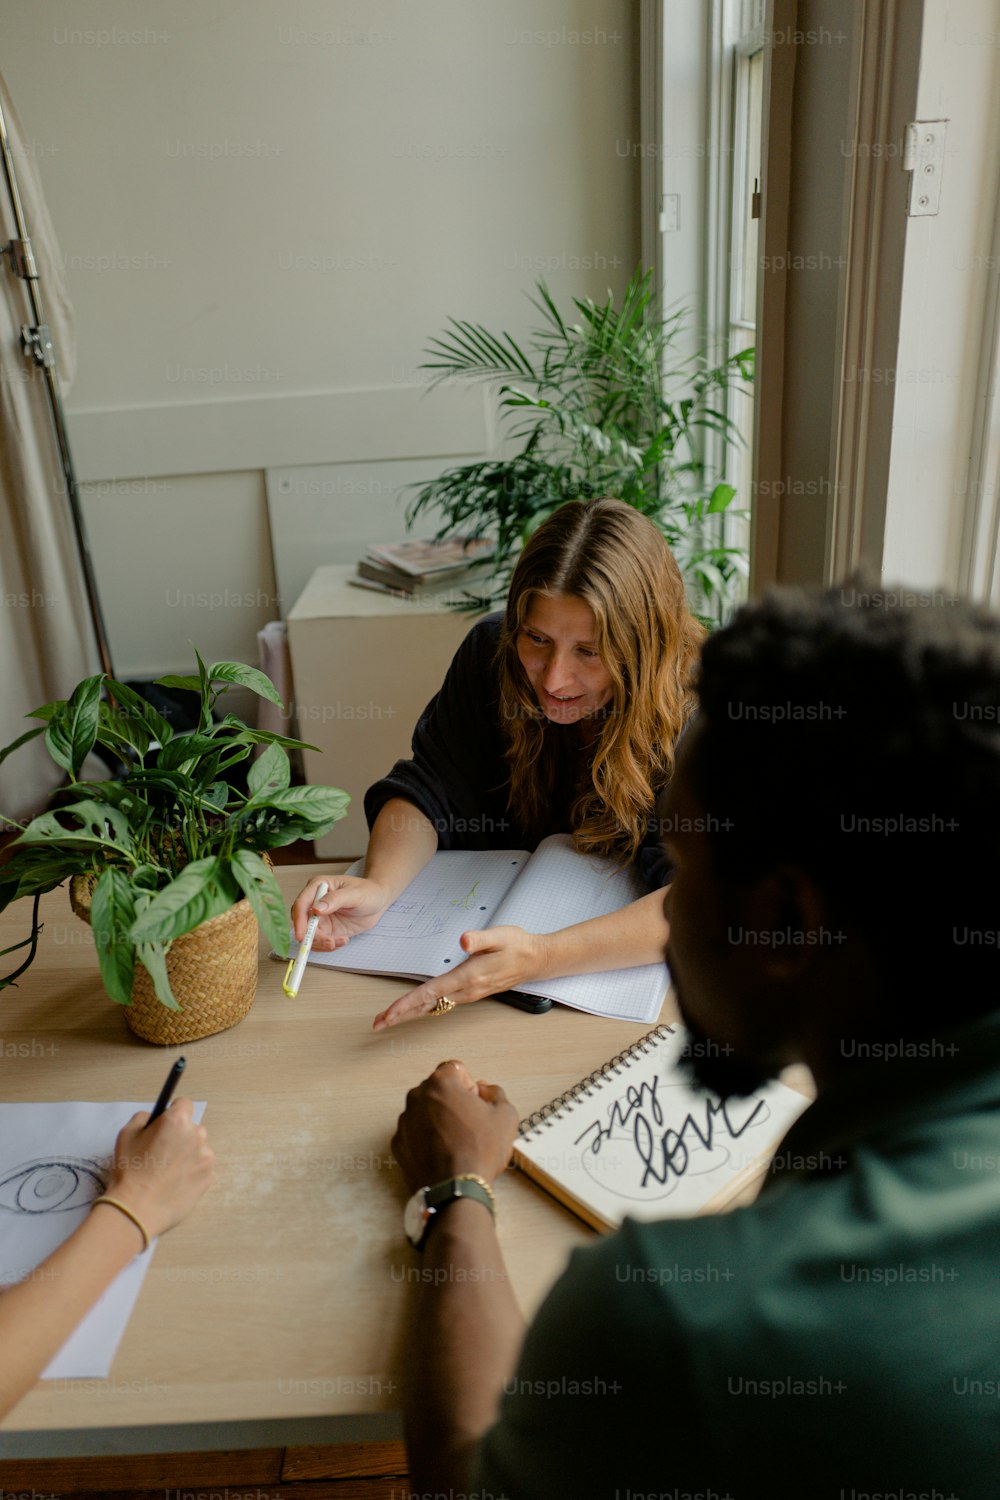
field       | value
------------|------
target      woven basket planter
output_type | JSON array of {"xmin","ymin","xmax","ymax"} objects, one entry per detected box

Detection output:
[{"xmin": 70, "ymin": 872, "xmax": 260, "ymax": 1045}]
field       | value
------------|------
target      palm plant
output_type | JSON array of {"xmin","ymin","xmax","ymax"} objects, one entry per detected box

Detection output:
[{"xmin": 408, "ymin": 266, "xmax": 754, "ymax": 620}]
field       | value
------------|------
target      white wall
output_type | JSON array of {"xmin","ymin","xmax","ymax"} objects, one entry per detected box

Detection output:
[
  {"xmin": 2, "ymin": 0, "xmax": 639, "ymax": 676},
  {"xmin": 882, "ymin": 0, "xmax": 1000, "ymax": 592},
  {"xmin": 659, "ymin": 0, "xmax": 709, "ymax": 357}
]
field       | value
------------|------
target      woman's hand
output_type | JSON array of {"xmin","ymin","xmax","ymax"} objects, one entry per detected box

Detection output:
[
  {"xmin": 372, "ymin": 925, "xmax": 549, "ymax": 1030},
  {"xmin": 103, "ymin": 1100, "xmax": 215, "ymax": 1242},
  {"xmin": 291, "ymin": 875, "xmax": 391, "ymax": 949}
]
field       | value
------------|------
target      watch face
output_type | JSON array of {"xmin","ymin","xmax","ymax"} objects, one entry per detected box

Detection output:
[{"xmin": 404, "ymin": 1188, "xmax": 429, "ymax": 1246}]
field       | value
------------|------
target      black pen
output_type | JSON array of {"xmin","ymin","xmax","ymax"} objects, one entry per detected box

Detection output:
[{"xmin": 145, "ymin": 1057, "xmax": 186, "ymax": 1128}]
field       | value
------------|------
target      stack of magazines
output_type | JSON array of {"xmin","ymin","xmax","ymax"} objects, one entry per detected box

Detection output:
[{"xmin": 351, "ymin": 535, "xmax": 495, "ymax": 596}]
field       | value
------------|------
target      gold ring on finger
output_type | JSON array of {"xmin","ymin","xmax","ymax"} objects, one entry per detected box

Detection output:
[{"xmin": 430, "ymin": 995, "xmax": 456, "ymax": 1016}]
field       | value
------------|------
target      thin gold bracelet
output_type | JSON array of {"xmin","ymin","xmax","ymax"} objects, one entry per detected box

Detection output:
[{"xmin": 91, "ymin": 1195, "xmax": 151, "ymax": 1253}]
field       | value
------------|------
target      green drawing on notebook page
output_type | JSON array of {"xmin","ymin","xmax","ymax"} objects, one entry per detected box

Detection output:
[{"xmin": 451, "ymin": 880, "xmax": 481, "ymax": 911}]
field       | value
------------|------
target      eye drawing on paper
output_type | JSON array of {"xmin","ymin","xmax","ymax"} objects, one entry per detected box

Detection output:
[{"xmin": 0, "ymin": 1157, "xmax": 108, "ymax": 1214}]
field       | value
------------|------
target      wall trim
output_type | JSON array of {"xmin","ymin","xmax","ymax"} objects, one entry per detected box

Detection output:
[
  {"xmin": 828, "ymin": 0, "xmax": 921, "ymax": 582},
  {"xmin": 959, "ymin": 155, "xmax": 1000, "ymax": 604},
  {"xmin": 639, "ymin": 0, "xmax": 664, "ymax": 286},
  {"xmin": 66, "ymin": 383, "xmax": 490, "ymax": 485},
  {"xmin": 749, "ymin": 0, "xmax": 795, "ymax": 595},
  {"xmin": 752, "ymin": 0, "xmax": 925, "ymax": 593}
]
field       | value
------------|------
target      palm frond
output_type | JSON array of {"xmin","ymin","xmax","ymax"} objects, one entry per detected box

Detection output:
[{"xmin": 407, "ymin": 264, "xmax": 753, "ymax": 617}]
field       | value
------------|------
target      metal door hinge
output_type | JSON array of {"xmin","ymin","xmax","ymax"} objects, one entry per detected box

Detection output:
[
  {"xmin": 659, "ymin": 193, "xmax": 680, "ymax": 233},
  {"xmin": 902, "ymin": 120, "xmax": 947, "ymax": 217}
]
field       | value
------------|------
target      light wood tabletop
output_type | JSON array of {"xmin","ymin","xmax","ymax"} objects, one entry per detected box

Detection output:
[{"xmin": 0, "ymin": 865, "xmax": 677, "ymax": 1447}]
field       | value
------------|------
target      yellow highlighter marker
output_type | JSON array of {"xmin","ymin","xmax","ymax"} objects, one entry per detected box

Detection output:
[{"xmin": 283, "ymin": 880, "xmax": 329, "ymax": 998}]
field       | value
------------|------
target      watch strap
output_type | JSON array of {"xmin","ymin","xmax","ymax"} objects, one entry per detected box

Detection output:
[
  {"xmin": 416, "ymin": 1173, "xmax": 496, "ymax": 1249},
  {"xmin": 425, "ymin": 1173, "xmax": 496, "ymax": 1216}
]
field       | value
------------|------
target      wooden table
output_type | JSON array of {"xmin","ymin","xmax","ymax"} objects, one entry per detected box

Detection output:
[{"xmin": 0, "ymin": 866, "xmax": 675, "ymax": 1484}]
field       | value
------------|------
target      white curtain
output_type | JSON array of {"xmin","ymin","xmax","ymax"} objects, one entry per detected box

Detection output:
[{"xmin": 0, "ymin": 74, "xmax": 99, "ymax": 824}]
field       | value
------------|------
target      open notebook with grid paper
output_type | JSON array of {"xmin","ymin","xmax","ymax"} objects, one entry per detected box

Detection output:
[{"xmin": 299, "ymin": 834, "xmax": 668, "ymax": 1023}]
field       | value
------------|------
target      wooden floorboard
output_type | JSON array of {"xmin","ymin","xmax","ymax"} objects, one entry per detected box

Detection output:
[
  {"xmin": 0, "ymin": 1443, "xmax": 409, "ymax": 1497},
  {"xmin": 32, "ymin": 1484, "xmax": 411, "ymax": 1500}
]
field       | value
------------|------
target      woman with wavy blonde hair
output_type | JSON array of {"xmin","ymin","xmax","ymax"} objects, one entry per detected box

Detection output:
[
  {"xmin": 498, "ymin": 497, "xmax": 703, "ymax": 867},
  {"xmin": 293, "ymin": 497, "xmax": 703, "ymax": 1028}
]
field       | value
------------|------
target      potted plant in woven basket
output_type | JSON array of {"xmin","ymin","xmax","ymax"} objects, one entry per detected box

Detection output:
[{"xmin": 0, "ymin": 656, "xmax": 348, "ymax": 1044}]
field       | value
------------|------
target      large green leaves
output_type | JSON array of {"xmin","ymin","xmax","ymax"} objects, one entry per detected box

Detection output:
[
  {"xmin": 14, "ymin": 800, "xmax": 133, "ymax": 855},
  {"xmin": 97, "ymin": 700, "xmax": 147, "ymax": 759},
  {"xmin": 241, "ymin": 785, "xmax": 350, "ymax": 846},
  {"xmin": 0, "ymin": 722, "xmax": 46, "ymax": 770},
  {"xmin": 156, "ymin": 647, "xmax": 213, "ymax": 730},
  {"xmin": 246, "ymin": 742, "xmax": 290, "ymax": 799},
  {"xmin": 105, "ymin": 679, "xmax": 175, "ymax": 753},
  {"xmin": 131, "ymin": 892, "xmax": 182, "ymax": 1011},
  {"xmin": 44, "ymin": 675, "xmax": 103, "ymax": 777},
  {"xmin": 206, "ymin": 661, "xmax": 283, "ymax": 707},
  {"xmin": 90, "ymin": 868, "xmax": 137, "ymax": 1005},
  {"xmin": 217, "ymin": 716, "xmax": 319, "ymax": 753},
  {"xmin": 10, "ymin": 676, "xmax": 169, "ymax": 773},
  {"xmin": 2, "ymin": 847, "xmax": 91, "ymax": 903},
  {"xmin": 0, "ymin": 649, "xmax": 349, "ymax": 1008},
  {"xmin": 231, "ymin": 849, "xmax": 289, "ymax": 959},
  {"xmin": 134, "ymin": 942, "xmax": 181, "ymax": 1011},
  {"xmin": 128, "ymin": 857, "xmax": 240, "ymax": 946},
  {"xmin": 155, "ymin": 733, "xmax": 220, "ymax": 773},
  {"xmin": 157, "ymin": 659, "xmax": 283, "ymax": 710}
]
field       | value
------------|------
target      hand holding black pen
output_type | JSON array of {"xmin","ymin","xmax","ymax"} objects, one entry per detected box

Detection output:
[
  {"xmin": 1, "ymin": 1069, "xmax": 214, "ymax": 1425},
  {"xmin": 145, "ymin": 1057, "xmax": 186, "ymax": 1128},
  {"xmin": 87, "ymin": 1055, "xmax": 211, "ymax": 1265}
]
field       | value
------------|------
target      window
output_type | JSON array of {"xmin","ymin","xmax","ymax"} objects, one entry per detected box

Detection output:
[
  {"xmin": 723, "ymin": 10, "xmax": 765, "ymax": 607},
  {"xmin": 650, "ymin": 0, "xmax": 764, "ymax": 619}
]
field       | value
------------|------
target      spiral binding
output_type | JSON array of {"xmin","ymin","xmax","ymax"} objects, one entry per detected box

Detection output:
[{"xmin": 517, "ymin": 1023, "xmax": 675, "ymax": 1139}]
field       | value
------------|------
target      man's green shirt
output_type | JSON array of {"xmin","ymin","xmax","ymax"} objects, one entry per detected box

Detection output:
[{"xmin": 476, "ymin": 1011, "xmax": 1000, "ymax": 1499}]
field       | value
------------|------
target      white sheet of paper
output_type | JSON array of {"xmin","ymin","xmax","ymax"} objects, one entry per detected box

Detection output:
[{"xmin": 0, "ymin": 1100, "xmax": 206, "ymax": 1379}]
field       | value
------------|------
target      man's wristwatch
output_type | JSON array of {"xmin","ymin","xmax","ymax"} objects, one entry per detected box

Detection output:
[{"xmin": 403, "ymin": 1173, "xmax": 496, "ymax": 1250}]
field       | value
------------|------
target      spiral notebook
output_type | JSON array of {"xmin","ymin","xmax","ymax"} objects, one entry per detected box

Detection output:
[{"xmin": 514, "ymin": 1025, "xmax": 811, "ymax": 1231}]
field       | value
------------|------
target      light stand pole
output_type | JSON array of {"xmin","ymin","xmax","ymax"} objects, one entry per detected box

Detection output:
[{"xmin": 0, "ymin": 93, "xmax": 115, "ymax": 682}]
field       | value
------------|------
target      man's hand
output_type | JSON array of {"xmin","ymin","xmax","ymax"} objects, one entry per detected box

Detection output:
[
  {"xmin": 393, "ymin": 1066, "xmax": 527, "ymax": 1498},
  {"xmin": 392, "ymin": 1061, "xmax": 519, "ymax": 1190},
  {"xmin": 373, "ymin": 925, "xmax": 548, "ymax": 1029}
]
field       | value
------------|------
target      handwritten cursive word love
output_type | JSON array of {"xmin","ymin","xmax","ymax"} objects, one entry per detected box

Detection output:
[{"xmin": 573, "ymin": 1073, "xmax": 767, "ymax": 1189}]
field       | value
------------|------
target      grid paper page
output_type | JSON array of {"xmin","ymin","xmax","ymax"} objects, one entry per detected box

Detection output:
[
  {"xmin": 491, "ymin": 835, "xmax": 669, "ymax": 1023},
  {"xmin": 305, "ymin": 848, "xmax": 530, "ymax": 979},
  {"xmin": 516, "ymin": 962, "xmax": 667, "ymax": 1024}
]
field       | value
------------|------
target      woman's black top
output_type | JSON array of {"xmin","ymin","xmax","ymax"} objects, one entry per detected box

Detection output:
[{"xmin": 364, "ymin": 614, "xmax": 673, "ymax": 890}]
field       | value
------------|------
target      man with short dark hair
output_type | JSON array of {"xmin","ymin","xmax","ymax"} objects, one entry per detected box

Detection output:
[{"xmin": 392, "ymin": 582, "xmax": 1000, "ymax": 1499}]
